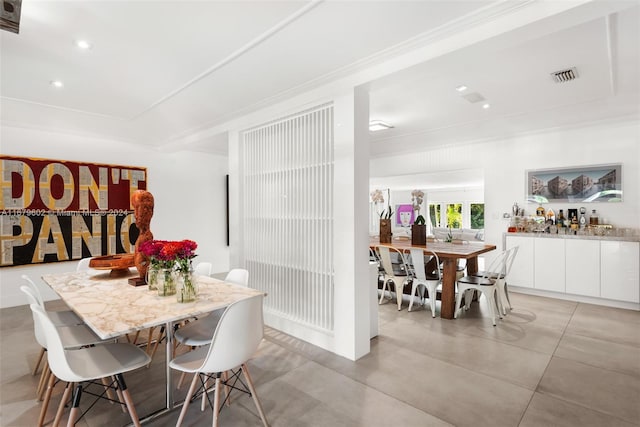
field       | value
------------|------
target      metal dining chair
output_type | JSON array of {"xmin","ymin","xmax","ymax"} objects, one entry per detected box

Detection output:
[{"xmin": 407, "ymin": 248, "xmax": 442, "ymax": 317}]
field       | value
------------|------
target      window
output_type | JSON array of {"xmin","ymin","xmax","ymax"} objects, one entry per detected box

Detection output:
[
  {"xmin": 470, "ymin": 203, "xmax": 485, "ymax": 229},
  {"xmin": 429, "ymin": 204, "xmax": 441, "ymax": 229},
  {"xmin": 446, "ymin": 203, "xmax": 462, "ymax": 228}
]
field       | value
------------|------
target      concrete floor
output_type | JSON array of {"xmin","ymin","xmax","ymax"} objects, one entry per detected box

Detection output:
[{"xmin": 1, "ymin": 291, "xmax": 639, "ymax": 426}]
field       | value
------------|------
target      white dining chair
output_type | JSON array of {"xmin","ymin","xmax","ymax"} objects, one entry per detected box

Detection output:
[
  {"xmin": 76, "ymin": 257, "xmax": 92, "ymax": 272},
  {"xmin": 31, "ymin": 304, "xmax": 151, "ymax": 427},
  {"xmin": 22, "ymin": 287, "xmax": 111, "ymax": 426},
  {"xmin": 376, "ymin": 246, "xmax": 410, "ymax": 310},
  {"xmin": 472, "ymin": 246, "xmax": 520, "ymax": 315},
  {"xmin": 194, "ymin": 261, "xmax": 213, "ymax": 277},
  {"xmin": 454, "ymin": 249, "xmax": 510, "ymax": 326},
  {"xmin": 169, "ymin": 294, "xmax": 268, "ymax": 427},
  {"xmin": 174, "ymin": 269, "xmax": 250, "ymax": 349},
  {"xmin": 22, "ymin": 275, "xmax": 83, "ymax": 328},
  {"xmin": 407, "ymin": 248, "xmax": 442, "ymax": 317}
]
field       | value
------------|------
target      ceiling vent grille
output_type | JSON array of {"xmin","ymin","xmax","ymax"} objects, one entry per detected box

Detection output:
[{"xmin": 551, "ymin": 67, "xmax": 578, "ymax": 83}]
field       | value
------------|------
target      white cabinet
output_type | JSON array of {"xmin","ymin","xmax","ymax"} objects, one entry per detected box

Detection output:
[
  {"xmin": 534, "ymin": 238, "xmax": 565, "ymax": 292},
  {"xmin": 566, "ymin": 240, "xmax": 600, "ymax": 297},
  {"xmin": 505, "ymin": 236, "xmax": 534, "ymax": 288},
  {"xmin": 601, "ymin": 241, "xmax": 640, "ymax": 303}
]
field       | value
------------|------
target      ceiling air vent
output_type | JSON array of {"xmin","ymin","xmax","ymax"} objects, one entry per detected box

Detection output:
[
  {"xmin": 1, "ymin": 0, "xmax": 21, "ymax": 34},
  {"xmin": 551, "ymin": 67, "xmax": 578, "ymax": 83}
]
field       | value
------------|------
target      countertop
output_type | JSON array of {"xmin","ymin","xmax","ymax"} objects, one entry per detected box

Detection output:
[{"xmin": 503, "ymin": 231, "xmax": 640, "ymax": 243}]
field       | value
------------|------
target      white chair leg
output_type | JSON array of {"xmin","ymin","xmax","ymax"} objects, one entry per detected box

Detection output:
[
  {"xmin": 408, "ymin": 282, "xmax": 419, "ymax": 312},
  {"xmin": 395, "ymin": 279, "xmax": 404, "ymax": 311},
  {"xmin": 427, "ymin": 285, "xmax": 437, "ymax": 318},
  {"xmin": 454, "ymin": 287, "xmax": 464, "ymax": 319},
  {"xmin": 485, "ymin": 290, "xmax": 498, "ymax": 326}
]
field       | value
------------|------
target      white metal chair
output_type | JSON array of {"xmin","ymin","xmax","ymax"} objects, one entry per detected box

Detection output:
[
  {"xmin": 194, "ymin": 261, "xmax": 213, "ymax": 277},
  {"xmin": 169, "ymin": 294, "xmax": 268, "ymax": 427},
  {"xmin": 31, "ymin": 304, "xmax": 151, "ymax": 427},
  {"xmin": 454, "ymin": 249, "xmax": 510, "ymax": 326},
  {"xmin": 376, "ymin": 246, "xmax": 410, "ymax": 310},
  {"xmin": 407, "ymin": 248, "xmax": 442, "ymax": 317},
  {"xmin": 472, "ymin": 246, "xmax": 520, "ymax": 315}
]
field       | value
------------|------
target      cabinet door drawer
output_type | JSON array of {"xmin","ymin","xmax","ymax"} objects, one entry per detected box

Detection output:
[
  {"xmin": 601, "ymin": 241, "xmax": 640, "ymax": 303},
  {"xmin": 566, "ymin": 240, "xmax": 600, "ymax": 297},
  {"xmin": 534, "ymin": 238, "xmax": 565, "ymax": 292}
]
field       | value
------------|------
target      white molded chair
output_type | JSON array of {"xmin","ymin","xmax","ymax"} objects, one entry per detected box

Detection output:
[
  {"xmin": 170, "ymin": 294, "xmax": 268, "ymax": 427},
  {"xmin": 376, "ymin": 246, "xmax": 409, "ymax": 310},
  {"xmin": 174, "ymin": 269, "xmax": 250, "ymax": 348},
  {"xmin": 194, "ymin": 262, "xmax": 213, "ymax": 277},
  {"xmin": 22, "ymin": 275, "xmax": 83, "ymax": 327},
  {"xmin": 407, "ymin": 249, "xmax": 442, "ymax": 317},
  {"xmin": 31, "ymin": 304, "xmax": 151, "ymax": 427},
  {"xmin": 454, "ymin": 250, "xmax": 510, "ymax": 326},
  {"xmin": 21, "ymin": 285, "xmax": 108, "ymax": 418},
  {"xmin": 76, "ymin": 257, "xmax": 92, "ymax": 272}
]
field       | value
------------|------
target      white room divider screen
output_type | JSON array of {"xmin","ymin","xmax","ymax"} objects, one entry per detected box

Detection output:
[{"xmin": 241, "ymin": 103, "xmax": 334, "ymax": 333}]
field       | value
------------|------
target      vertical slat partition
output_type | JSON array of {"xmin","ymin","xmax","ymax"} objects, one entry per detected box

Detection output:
[{"xmin": 240, "ymin": 104, "xmax": 334, "ymax": 332}]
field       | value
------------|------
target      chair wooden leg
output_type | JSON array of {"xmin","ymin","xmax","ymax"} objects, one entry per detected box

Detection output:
[
  {"xmin": 241, "ymin": 364, "xmax": 269, "ymax": 427},
  {"xmin": 176, "ymin": 373, "xmax": 199, "ymax": 427},
  {"xmin": 212, "ymin": 373, "xmax": 222, "ymax": 427},
  {"xmin": 201, "ymin": 375, "xmax": 208, "ymax": 411},
  {"xmin": 32, "ymin": 347, "xmax": 45, "ymax": 376},
  {"xmin": 149, "ymin": 326, "xmax": 165, "ymax": 360},
  {"xmin": 38, "ymin": 373, "xmax": 56, "ymax": 427},
  {"xmin": 53, "ymin": 382, "xmax": 72, "ymax": 427},
  {"xmin": 37, "ymin": 363, "xmax": 51, "ymax": 401},
  {"xmin": 222, "ymin": 371, "xmax": 231, "ymax": 407},
  {"xmin": 177, "ymin": 371, "xmax": 187, "ymax": 389},
  {"xmin": 66, "ymin": 384, "xmax": 82, "ymax": 427},
  {"xmin": 113, "ymin": 375, "xmax": 127, "ymax": 413},
  {"xmin": 115, "ymin": 374, "xmax": 142, "ymax": 427}
]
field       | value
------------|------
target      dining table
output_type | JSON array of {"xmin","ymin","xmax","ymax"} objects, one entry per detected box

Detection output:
[
  {"xmin": 370, "ymin": 236, "xmax": 497, "ymax": 319},
  {"xmin": 41, "ymin": 268, "xmax": 264, "ymax": 425}
]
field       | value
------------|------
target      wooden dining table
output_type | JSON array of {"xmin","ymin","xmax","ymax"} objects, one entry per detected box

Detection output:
[
  {"xmin": 41, "ymin": 269, "xmax": 264, "ymax": 425},
  {"xmin": 370, "ymin": 237, "xmax": 497, "ymax": 319}
]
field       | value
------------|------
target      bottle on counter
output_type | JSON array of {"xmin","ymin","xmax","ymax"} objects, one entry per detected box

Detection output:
[
  {"xmin": 536, "ymin": 205, "xmax": 545, "ymax": 217},
  {"xmin": 557, "ymin": 210, "xmax": 565, "ymax": 228},
  {"xmin": 546, "ymin": 208, "xmax": 555, "ymax": 225},
  {"xmin": 590, "ymin": 209, "xmax": 599, "ymax": 225},
  {"xmin": 579, "ymin": 207, "xmax": 587, "ymax": 229}
]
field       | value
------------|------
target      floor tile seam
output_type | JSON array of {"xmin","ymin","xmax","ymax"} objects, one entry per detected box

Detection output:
[
  {"xmin": 533, "ymin": 389, "xmax": 640, "ymax": 425},
  {"xmin": 273, "ymin": 357, "xmax": 451, "ymax": 427},
  {"xmin": 562, "ymin": 329, "xmax": 640, "ymax": 350},
  {"xmin": 550, "ymin": 352, "xmax": 640, "ymax": 381}
]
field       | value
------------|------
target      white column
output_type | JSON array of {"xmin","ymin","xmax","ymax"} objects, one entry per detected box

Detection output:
[{"xmin": 333, "ymin": 86, "xmax": 370, "ymax": 360}]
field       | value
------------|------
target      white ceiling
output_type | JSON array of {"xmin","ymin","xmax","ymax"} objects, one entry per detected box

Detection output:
[{"xmin": 1, "ymin": 1, "xmax": 639, "ymax": 162}]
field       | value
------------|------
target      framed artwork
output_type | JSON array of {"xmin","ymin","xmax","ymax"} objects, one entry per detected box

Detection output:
[
  {"xmin": 0, "ymin": 155, "xmax": 147, "ymax": 267},
  {"xmin": 526, "ymin": 164, "xmax": 622, "ymax": 203},
  {"xmin": 395, "ymin": 204, "xmax": 414, "ymax": 227}
]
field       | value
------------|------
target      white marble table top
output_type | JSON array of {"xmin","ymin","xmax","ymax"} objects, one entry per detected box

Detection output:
[{"xmin": 42, "ymin": 270, "xmax": 264, "ymax": 340}]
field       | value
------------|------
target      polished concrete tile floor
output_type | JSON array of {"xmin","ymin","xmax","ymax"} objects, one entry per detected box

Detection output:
[{"xmin": 1, "ymin": 292, "xmax": 639, "ymax": 426}]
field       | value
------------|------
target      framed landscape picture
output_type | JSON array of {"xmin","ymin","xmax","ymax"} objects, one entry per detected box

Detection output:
[{"xmin": 526, "ymin": 164, "xmax": 622, "ymax": 203}]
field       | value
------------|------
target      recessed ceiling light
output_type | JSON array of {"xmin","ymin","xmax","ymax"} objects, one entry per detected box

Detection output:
[
  {"xmin": 455, "ymin": 85, "xmax": 468, "ymax": 92},
  {"xmin": 50, "ymin": 80, "xmax": 64, "ymax": 88},
  {"xmin": 75, "ymin": 40, "xmax": 92, "ymax": 50},
  {"xmin": 482, "ymin": 103, "xmax": 491, "ymax": 109},
  {"xmin": 369, "ymin": 120, "xmax": 393, "ymax": 132}
]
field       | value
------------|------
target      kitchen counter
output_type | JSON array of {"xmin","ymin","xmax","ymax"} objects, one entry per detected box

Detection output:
[{"xmin": 504, "ymin": 231, "xmax": 640, "ymax": 242}]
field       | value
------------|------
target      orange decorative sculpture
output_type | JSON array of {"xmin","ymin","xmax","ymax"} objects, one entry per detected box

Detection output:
[{"xmin": 131, "ymin": 190, "xmax": 154, "ymax": 284}]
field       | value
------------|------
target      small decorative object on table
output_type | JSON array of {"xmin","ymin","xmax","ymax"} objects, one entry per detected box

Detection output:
[
  {"xmin": 411, "ymin": 215, "xmax": 426, "ymax": 246},
  {"xmin": 139, "ymin": 239, "xmax": 198, "ymax": 299},
  {"xmin": 130, "ymin": 190, "xmax": 155, "ymax": 286},
  {"xmin": 379, "ymin": 206, "xmax": 393, "ymax": 244}
]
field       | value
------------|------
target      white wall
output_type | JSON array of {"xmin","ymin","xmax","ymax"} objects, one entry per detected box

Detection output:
[
  {"xmin": 371, "ymin": 120, "xmax": 640, "ymax": 261},
  {"xmin": 0, "ymin": 126, "xmax": 229, "ymax": 308}
]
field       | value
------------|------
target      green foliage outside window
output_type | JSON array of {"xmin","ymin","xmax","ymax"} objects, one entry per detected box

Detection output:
[
  {"xmin": 447, "ymin": 204, "xmax": 462, "ymax": 228},
  {"xmin": 429, "ymin": 204, "xmax": 441, "ymax": 228},
  {"xmin": 471, "ymin": 203, "xmax": 485, "ymax": 229}
]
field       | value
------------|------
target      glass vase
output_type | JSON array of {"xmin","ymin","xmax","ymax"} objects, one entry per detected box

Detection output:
[
  {"xmin": 176, "ymin": 270, "xmax": 197, "ymax": 303},
  {"xmin": 146, "ymin": 264, "xmax": 160, "ymax": 291},
  {"xmin": 157, "ymin": 268, "xmax": 176, "ymax": 297}
]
